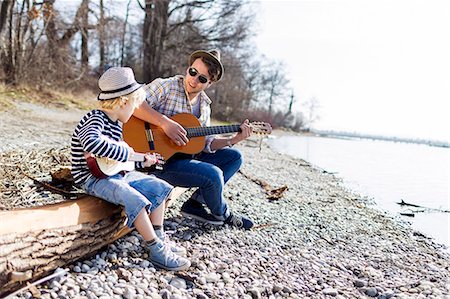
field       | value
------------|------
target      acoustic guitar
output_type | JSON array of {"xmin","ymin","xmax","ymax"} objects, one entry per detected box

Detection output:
[
  {"xmin": 122, "ymin": 113, "xmax": 272, "ymax": 160},
  {"xmin": 85, "ymin": 148, "xmax": 165, "ymax": 178}
]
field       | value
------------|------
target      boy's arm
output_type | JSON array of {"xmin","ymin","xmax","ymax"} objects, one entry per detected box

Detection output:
[{"xmin": 78, "ymin": 117, "xmax": 130, "ymax": 162}]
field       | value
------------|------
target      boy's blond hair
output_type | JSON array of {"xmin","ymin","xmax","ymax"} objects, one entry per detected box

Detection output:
[{"xmin": 100, "ymin": 87, "xmax": 146, "ymax": 110}]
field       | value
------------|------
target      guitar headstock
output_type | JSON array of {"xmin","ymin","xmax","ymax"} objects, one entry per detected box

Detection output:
[{"xmin": 250, "ymin": 122, "xmax": 272, "ymax": 135}]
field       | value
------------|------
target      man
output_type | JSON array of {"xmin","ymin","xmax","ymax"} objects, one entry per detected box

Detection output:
[{"xmin": 133, "ymin": 49, "xmax": 254, "ymax": 229}]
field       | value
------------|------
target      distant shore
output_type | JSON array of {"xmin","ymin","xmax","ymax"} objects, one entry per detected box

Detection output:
[
  {"xmin": 268, "ymin": 127, "xmax": 449, "ymax": 148},
  {"xmin": 311, "ymin": 129, "xmax": 449, "ymax": 148}
]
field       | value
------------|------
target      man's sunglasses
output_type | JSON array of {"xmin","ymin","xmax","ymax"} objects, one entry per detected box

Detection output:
[{"xmin": 188, "ymin": 67, "xmax": 209, "ymax": 84}]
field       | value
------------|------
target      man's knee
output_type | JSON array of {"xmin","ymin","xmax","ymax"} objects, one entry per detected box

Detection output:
[
  {"xmin": 203, "ymin": 164, "xmax": 225, "ymax": 187},
  {"xmin": 224, "ymin": 147, "xmax": 244, "ymax": 167}
]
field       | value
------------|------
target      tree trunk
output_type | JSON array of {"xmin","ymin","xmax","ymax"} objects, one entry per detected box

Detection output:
[
  {"xmin": 98, "ymin": 0, "xmax": 105, "ymax": 74},
  {"xmin": 0, "ymin": 0, "xmax": 14, "ymax": 36},
  {"xmin": 120, "ymin": 0, "xmax": 132, "ymax": 66},
  {"xmin": 80, "ymin": 0, "xmax": 89, "ymax": 71},
  {"xmin": 143, "ymin": 0, "xmax": 169, "ymax": 82},
  {"xmin": 43, "ymin": 0, "xmax": 59, "ymax": 62},
  {"xmin": 0, "ymin": 0, "xmax": 15, "ymax": 83}
]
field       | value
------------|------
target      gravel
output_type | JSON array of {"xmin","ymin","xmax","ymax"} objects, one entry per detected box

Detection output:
[{"xmin": 2, "ymin": 103, "xmax": 449, "ymax": 298}]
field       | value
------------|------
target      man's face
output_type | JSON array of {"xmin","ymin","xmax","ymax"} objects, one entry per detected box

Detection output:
[{"xmin": 185, "ymin": 58, "xmax": 212, "ymax": 94}]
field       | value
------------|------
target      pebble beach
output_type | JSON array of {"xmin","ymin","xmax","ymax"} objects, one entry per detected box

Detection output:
[{"xmin": 1, "ymin": 103, "xmax": 449, "ymax": 299}]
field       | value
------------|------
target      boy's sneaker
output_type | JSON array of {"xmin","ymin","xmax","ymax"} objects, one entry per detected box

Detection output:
[
  {"xmin": 155, "ymin": 230, "xmax": 187, "ymax": 256},
  {"xmin": 223, "ymin": 212, "xmax": 254, "ymax": 230},
  {"xmin": 148, "ymin": 241, "xmax": 191, "ymax": 271},
  {"xmin": 180, "ymin": 199, "xmax": 224, "ymax": 225}
]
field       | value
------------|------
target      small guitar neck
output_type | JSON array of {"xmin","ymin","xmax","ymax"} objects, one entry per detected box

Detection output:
[
  {"xmin": 186, "ymin": 125, "xmax": 241, "ymax": 138},
  {"xmin": 129, "ymin": 153, "xmax": 146, "ymax": 162}
]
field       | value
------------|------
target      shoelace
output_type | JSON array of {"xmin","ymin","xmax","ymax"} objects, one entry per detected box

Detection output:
[
  {"xmin": 159, "ymin": 243, "xmax": 180, "ymax": 264},
  {"xmin": 161, "ymin": 233, "xmax": 183, "ymax": 252}
]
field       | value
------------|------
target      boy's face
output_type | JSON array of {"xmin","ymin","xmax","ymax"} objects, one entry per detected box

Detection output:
[
  {"xmin": 118, "ymin": 100, "xmax": 135, "ymax": 123},
  {"xmin": 185, "ymin": 58, "xmax": 212, "ymax": 94}
]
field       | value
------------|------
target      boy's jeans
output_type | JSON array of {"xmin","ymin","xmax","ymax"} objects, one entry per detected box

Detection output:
[
  {"xmin": 82, "ymin": 171, "xmax": 172, "ymax": 227},
  {"xmin": 153, "ymin": 148, "xmax": 243, "ymax": 218}
]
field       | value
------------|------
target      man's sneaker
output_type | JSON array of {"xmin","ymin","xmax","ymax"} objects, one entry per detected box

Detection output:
[
  {"xmin": 147, "ymin": 241, "xmax": 191, "ymax": 271},
  {"xmin": 224, "ymin": 212, "xmax": 254, "ymax": 230},
  {"xmin": 180, "ymin": 199, "xmax": 224, "ymax": 225},
  {"xmin": 155, "ymin": 230, "xmax": 187, "ymax": 256}
]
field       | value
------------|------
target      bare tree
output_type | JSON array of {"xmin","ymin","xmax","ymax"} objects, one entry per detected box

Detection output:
[
  {"xmin": 303, "ymin": 96, "xmax": 321, "ymax": 131},
  {"xmin": 98, "ymin": 0, "xmax": 105, "ymax": 73},
  {"xmin": 80, "ymin": 0, "xmax": 90, "ymax": 71},
  {"xmin": 141, "ymin": 0, "xmax": 254, "ymax": 82},
  {"xmin": 0, "ymin": 0, "xmax": 17, "ymax": 82},
  {"xmin": 142, "ymin": 0, "xmax": 169, "ymax": 82},
  {"xmin": 0, "ymin": 0, "xmax": 14, "ymax": 39},
  {"xmin": 262, "ymin": 60, "xmax": 289, "ymax": 117},
  {"xmin": 120, "ymin": 0, "xmax": 132, "ymax": 66},
  {"xmin": 209, "ymin": 51, "xmax": 253, "ymax": 121}
]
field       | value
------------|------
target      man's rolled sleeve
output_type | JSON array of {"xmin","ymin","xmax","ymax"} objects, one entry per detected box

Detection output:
[{"xmin": 203, "ymin": 136, "xmax": 216, "ymax": 153}]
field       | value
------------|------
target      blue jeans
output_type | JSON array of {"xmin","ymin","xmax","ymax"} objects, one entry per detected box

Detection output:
[
  {"xmin": 82, "ymin": 171, "xmax": 173, "ymax": 228},
  {"xmin": 152, "ymin": 147, "xmax": 243, "ymax": 219}
]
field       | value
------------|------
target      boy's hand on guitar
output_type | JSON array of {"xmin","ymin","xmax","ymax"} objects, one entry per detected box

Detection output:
[
  {"xmin": 143, "ymin": 153, "xmax": 165, "ymax": 170},
  {"xmin": 161, "ymin": 116, "xmax": 189, "ymax": 146}
]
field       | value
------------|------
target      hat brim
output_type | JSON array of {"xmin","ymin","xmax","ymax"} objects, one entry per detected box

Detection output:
[
  {"xmin": 189, "ymin": 51, "xmax": 223, "ymax": 81},
  {"xmin": 98, "ymin": 83, "xmax": 143, "ymax": 101}
]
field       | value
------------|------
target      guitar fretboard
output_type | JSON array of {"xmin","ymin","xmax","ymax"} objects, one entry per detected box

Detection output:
[{"xmin": 186, "ymin": 125, "xmax": 241, "ymax": 138}]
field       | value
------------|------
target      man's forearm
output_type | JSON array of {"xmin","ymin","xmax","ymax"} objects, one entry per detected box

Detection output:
[
  {"xmin": 210, "ymin": 136, "xmax": 237, "ymax": 151},
  {"xmin": 133, "ymin": 103, "xmax": 167, "ymax": 126}
]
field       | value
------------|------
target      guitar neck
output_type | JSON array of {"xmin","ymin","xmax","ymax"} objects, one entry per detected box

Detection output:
[
  {"xmin": 186, "ymin": 124, "xmax": 241, "ymax": 138},
  {"xmin": 129, "ymin": 153, "xmax": 146, "ymax": 162}
]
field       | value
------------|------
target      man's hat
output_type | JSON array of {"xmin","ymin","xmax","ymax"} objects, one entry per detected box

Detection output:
[
  {"xmin": 189, "ymin": 49, "xmax": 224, "ymax": 81},
  {"xmin": 98, "ymin": 67, "xmax": 143, "ymax": 100}
]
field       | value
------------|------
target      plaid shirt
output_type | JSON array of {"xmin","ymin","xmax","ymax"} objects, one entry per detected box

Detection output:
[{"xmin": 143, "ymin": 75, "xmax": 216, "ymax": 152}]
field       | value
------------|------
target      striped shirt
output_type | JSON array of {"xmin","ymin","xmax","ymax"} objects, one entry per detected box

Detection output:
[
  {"xmin": 144, "ymin": 75, "xmax": 216, "ymax": 152},
  {"xmin": 71, "ymin": 110, "xmax": 130, "ymax": 185}
]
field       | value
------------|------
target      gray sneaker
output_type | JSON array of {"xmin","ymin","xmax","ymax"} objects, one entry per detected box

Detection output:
[
  {"xmin": 155, "ymin": 230, "xmax": 187, "ymax": 256},
  {"xmin": 148, "ymin": 241, "xmax": 191, "ymax": 271}
]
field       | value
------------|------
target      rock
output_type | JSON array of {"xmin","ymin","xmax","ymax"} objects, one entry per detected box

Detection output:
[
  {"xmin": 169, "ymin": 277, "xmax": 187, "ymax": 289},
  {"xmin": 205, "ymin": 272, "xmax": 220, "ymax": 283},
  {"xmin": 322, "ymin": 288, "xmax": 338, "ymax": 296},
  {"xmin": 353, "ymin": 279, "xmax": 366, "ymax": 287},
  {"xmin": 365, "ymin": 287, "xmax": 378, "ymax": 297}
]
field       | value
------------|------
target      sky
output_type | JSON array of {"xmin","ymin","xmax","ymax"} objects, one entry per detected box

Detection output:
[{"xmin": 254, "ymin": 0, "xmax": 450, "ymax": 142}]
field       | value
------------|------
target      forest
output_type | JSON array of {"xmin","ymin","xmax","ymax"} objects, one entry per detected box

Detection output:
[{"xmin": 0, "ymin": 0, "xmax": 307, "ymax": 130}]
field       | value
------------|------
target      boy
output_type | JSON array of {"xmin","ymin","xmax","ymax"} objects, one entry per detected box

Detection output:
[{"xmin": 71, "ymin": 67, "xmax": 190, "ymax": 271}]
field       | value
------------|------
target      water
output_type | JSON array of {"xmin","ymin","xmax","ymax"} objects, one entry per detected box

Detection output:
[{"xmin": 269, "ymin": 135, "xmax": 450, "ymax": 249}]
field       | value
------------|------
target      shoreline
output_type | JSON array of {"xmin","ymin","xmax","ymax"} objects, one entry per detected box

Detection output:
[
  {"xmin": 1, "ymin": 105, "xmax": 449, "ymax": 298},
  {"xmin": 266, "ymin": 132, "xmax": 450, "ymax": 251}
]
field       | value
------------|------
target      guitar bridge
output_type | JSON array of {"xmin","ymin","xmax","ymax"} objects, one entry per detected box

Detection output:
[{"xmin": 144, "ymin": 122, "xmax": 155, "ymax": 150}]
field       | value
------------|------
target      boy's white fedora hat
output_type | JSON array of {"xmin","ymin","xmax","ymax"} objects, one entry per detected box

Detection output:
[{"xmin": 98, "ymin": 67, "xmax": 142, "ymax": 100}]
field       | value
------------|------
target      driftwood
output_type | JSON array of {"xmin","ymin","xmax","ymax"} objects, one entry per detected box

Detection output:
[
  {"xmin": 0, "ymin": 188, "xmax": 186, "ymax": 297},
  {"xmin": 238, "ymin": 169, "xmax": 288, "ymax": 200},
  {"xmin": 397, "ymin": 199, "xmax": 450, "ymax": 215}
]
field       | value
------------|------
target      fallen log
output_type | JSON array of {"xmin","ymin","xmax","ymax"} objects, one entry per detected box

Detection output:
[{"xmin": 0, "ymin": 187, "xmax": 187, "ymax": 297}]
